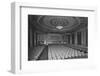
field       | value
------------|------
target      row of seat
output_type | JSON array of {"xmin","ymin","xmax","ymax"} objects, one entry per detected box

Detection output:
[
  {"xmin": 48, "ymin": 45, "xmax": 88, "ymax": 60},
  {"xmin": 66, "ymin": 44, "xmax": 88, "ymax": 53}
]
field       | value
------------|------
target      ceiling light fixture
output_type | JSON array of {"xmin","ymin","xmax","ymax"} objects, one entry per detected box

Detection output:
[{"xmin": 56, "ymin": 26, "xmax": 63, "ymax": 29}]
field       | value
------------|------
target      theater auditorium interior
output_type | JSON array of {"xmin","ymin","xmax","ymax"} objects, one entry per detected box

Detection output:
[{"xmin": 28, "ymin": 15, "xmax": 88, "ymax": 61}]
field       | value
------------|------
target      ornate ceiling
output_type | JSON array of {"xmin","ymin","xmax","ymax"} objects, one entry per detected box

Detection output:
[{"xmin": 29, "ymin": 15, "xmax": 88, "ymax": 33}]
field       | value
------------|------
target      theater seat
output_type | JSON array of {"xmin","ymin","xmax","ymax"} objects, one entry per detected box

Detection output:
[{"xmin": 48, "ymin": 44, "xmax": 88, "ymax": 60}]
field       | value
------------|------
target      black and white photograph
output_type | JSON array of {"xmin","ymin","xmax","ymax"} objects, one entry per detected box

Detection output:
[
  {"xmin": 10, "ymin": 2, "xmax": 98, "ymax": 74},
  {"xmin": 28, "ymin": 15, "xmax": 88, "ymax": 61}
]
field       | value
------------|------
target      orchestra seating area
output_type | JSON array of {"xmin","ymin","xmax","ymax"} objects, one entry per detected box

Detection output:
[
  {"xmin": 48, "ymin": 44, "xmax": 87, "ymax": 60},
  {"xmin": 28, "ymin": 44, "xmax": 88, "ymax": 60}
]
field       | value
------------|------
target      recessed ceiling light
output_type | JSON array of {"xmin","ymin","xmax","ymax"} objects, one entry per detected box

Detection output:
[{"xmin": 56, "ymin": 26, "xmax": 63, "ymax": 29}]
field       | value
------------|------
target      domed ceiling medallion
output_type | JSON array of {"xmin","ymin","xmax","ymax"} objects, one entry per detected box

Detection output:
[{"xmin": 37, "ymin": 15, "xmax": 81, "ymax": 32}]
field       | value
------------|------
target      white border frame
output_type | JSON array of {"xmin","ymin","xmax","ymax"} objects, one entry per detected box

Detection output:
[{"xmin": 11, "ymin": 2, "xmax": 97, "ymax": 74}]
